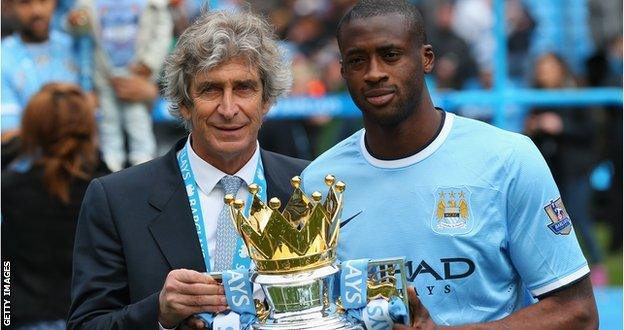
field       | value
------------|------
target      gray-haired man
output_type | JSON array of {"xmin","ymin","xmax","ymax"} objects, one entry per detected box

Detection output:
[{"xmin": 68, "ymin": 11, "xmax": 308, "ymax": 330}]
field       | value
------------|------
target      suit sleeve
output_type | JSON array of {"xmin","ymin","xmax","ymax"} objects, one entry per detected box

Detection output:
[
  {"xmin": 67, "ymin": 179, "xmax": 160, "ymax": 330},
  {"xmin": 505, "ymin": 136, "xmax": 589, "ymax": 298}
]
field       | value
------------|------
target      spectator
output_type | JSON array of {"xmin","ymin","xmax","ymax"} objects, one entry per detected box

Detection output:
[
  {"xmin": 1, "ymin": 0, "xmax": 94, "ymax": 139},
  {"xmin": 524, "ymin": 53, "xmax": 607, "ymax": 285},
  {"xmin": 451, "ymin": 0, "xmax": 495, "ymax": 70},
  {"xmin": 286, "ymin": 14, "xmax": 328, "ymax": 56},
  {"xmin": 587, "ymin": 35, "xmax": 623, "ymax": 88},
  {"xmin": 258, "ymin": 53, "xmax": 317, "ymax": 160},
  {"xmin": 428, "ymin": 0, "xmax": 477, "ymax": 90},
  {"xmin": 169, "ymin": 0, "xmax": 201, "ymax": 38},
  {"xmin": 506, "ymin": 0, "xmax": 535, "ymax": 81},
  {"xmin": 586, "ymin": 35, "xmax": 623, "ymax": 252},
  {"xmin": 524, "ymin": 0, "xmax": 595, "ymax": 76},
  {"xmin": 1, "ymin": 83, "xmax": 109, "ymax": 330},
  {"xmin": 67, "ymin": 0, "xmax": 172, "ymax": 171},
  {"xmin": 587, "ymin": 0, "xmax": 622, "ymax": 54}
]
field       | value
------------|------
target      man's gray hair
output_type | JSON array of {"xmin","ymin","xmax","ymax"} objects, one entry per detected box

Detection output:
[{"xmin": 163, "ymin": 10, "xmax": 292, "ymax": 129}]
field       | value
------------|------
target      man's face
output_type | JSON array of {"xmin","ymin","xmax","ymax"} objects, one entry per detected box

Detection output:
[
  {"xmin": 13, "ymin": 0, "xmax": 55, "ymax": 42},
  {"xmin": 339, "ymin": 14, "xmax": 434, "ymax": 127},
  {"xmin": 181, "ymin": 57, "xmax": 269, "ymax": 163}
]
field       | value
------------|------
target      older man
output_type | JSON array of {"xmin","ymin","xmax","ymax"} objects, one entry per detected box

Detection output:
[{"xmin": 68, "ymin": 11, "xmax": 308, "ymax": 330}]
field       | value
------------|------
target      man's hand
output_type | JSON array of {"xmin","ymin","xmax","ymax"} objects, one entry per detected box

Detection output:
[
  {"xmin": 1, "ymin": 129, "xmax": 20, "ymax": 144},
  {"xmin": 110, "ymin": 75, "xmax": 159, "ymax": 103},
  {"xmin": 130, "ymin": 63, "xmax": 153, "ymax": 78},
  {"xmin": 86, "ymin": 91, "xmax": 99, "ymax": 110},
  {"xmin": 537, "ymin": 112, "xmax": 563, "ymax": 135},
  {"xmin": 179, "ymin": 316, "xmax": 207, "ymax": 330},
  {"xmin": 394, "ymin": 286, "xmax": 437, "ymax": 330},
  {"xmin": 67, "ymin": 9, "xmax": 90, "ymax": 28},
  {"xmin": 158, "ymin": 269, "xmax": 228, "ymax": 329}
]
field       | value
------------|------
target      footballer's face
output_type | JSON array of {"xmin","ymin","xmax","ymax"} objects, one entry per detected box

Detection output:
[{"xmin": 338, "ymin": 13, "xmax": 434, "ymax": 127}]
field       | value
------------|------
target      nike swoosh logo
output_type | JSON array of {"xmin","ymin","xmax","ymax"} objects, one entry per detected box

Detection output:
[{"xmin": 340, "ymin": 210, "xmax": 363, "ymax": 228}]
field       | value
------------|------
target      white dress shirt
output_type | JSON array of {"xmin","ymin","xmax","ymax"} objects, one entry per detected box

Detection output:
[{"xmin": 183, "ymin": 135, "xmax": 260, "ymax": 271}]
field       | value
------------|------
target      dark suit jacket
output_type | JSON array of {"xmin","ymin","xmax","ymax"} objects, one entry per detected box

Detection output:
[{"xmin": 67, "ymin": 139, "xmax": 309, "ymax": 329}]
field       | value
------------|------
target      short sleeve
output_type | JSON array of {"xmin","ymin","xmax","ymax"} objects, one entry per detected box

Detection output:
[
  {"xmin": 1, "ymin": 69, "xmax": 23, "ymax": 132},
  {"xmin": 505, "ymin": 135, "xmax": 589, "ymax": 298}
]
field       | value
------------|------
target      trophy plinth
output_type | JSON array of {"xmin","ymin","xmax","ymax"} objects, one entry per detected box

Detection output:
[
  {"xmin": 224, "ymin": 175, "xmax": 362, "ymax": 329},
  {"xmin": 252, "ymin": 265, "xmax": 361, "ymax": 330}
]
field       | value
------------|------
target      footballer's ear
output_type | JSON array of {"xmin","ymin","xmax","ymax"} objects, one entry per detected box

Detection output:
[{"xmin": 422, "ymin": 45, "xmax": 435, "ymax": 74}]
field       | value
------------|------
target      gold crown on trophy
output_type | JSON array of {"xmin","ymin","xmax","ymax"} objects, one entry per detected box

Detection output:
[{"xmin": 224, "ymin": 175, "xmax": 345, "ymax": 274}]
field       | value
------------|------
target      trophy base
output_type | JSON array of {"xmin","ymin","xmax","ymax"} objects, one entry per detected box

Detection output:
[
  {"xmin": 252, "ymin": 265, "xmax": 363, "ymax": 330},
  {"xmin": 252, "ymin": 312, "xmax": 362, "ymax": 330}
]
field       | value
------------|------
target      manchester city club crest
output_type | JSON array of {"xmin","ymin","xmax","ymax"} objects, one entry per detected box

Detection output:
[
  {"xmin": 544, "ymin": 197, "xmax": 572, "ymax": 235},
  {"xmin": 431, "ymin": 187, "xmax": 474, "ymax": 235}
]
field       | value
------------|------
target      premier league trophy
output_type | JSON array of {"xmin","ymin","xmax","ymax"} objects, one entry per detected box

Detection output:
[{"xmin": 223, "ymin": 175, "xmax": 408, "ymax": 329}]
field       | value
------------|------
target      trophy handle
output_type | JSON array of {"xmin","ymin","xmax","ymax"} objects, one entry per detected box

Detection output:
[
  {"xmin": 366, "ymin": 257, "xmax": 411, "ymax": 325},
  {"xmin": 207, "ymin": 271, "xmax": 223, "ymax": 281}
]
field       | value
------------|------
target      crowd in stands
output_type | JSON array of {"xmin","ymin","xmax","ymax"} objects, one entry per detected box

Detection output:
[{"xmin": 0, "ymin": 0, "xmax": 621, "ymax": 328}]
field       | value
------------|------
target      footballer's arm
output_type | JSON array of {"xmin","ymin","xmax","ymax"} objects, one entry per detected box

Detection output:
[{"xmin": 396, "ymin": 276, "xmax": 598, "ymax": 330}]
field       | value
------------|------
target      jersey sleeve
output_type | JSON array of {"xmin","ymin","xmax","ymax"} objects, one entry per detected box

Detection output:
[
  {"xmin": 1, "ymin": 68, "xmax": 23, "ymax": 132},
  {"xmin": 505, "ymin": 135, "xmax": 589, "ymax": 298}
]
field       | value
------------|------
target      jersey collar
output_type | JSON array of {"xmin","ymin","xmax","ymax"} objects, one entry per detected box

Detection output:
[{"xmin": 360, "ymin": 112, "xmax": 455, "ymax": 169}]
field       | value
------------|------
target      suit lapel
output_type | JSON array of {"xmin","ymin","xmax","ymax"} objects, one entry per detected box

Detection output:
[
  {"xmin": 147, "ymin": 147, "xmax": 294, "ymax": 272},
  {"xmin": 147, "ymin": 138, "xmax": 206, "ymax": 272},
  {"xmin": 261, "ymin": 149, "xmax": 291, "ymax": 205}
]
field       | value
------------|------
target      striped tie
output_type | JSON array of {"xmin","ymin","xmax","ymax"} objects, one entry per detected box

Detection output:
[{"xmin": 213, "ymin": 175, "xmax": 244, "ymax": 271}]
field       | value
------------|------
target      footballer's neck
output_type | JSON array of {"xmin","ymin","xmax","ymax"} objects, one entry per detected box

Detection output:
[{"xmin": 363, "ymin": 90, "xmax": 441, "ymax": 160}]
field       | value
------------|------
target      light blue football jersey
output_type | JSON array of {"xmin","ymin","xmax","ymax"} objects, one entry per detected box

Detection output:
[
  {"xmin": 301, "ymin": 112, "xmax": 589, "ymax": 325},
  {"xmin": 1, "ymin": 31, "xmax": 80, "ymax": 132}
]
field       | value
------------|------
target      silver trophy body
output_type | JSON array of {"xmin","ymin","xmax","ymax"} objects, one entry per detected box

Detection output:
[{"xmin": 251, "ymin": 265, "xmax": 362, "ymax": 330}]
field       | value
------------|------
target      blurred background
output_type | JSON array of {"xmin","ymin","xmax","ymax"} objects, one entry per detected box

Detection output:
[{"xmin": 1, "ymin": 0, "xmax": 622, "ymax": 329}]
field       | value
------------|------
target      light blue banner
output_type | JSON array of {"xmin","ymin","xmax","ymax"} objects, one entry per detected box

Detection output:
[{"xmin": 340, "ymin": 259, "xmax": 369, "ymax": 310}]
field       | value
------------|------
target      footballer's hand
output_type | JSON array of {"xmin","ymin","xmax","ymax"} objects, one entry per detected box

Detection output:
[
  {"xmin": 393, "ymin": 286, "xmax": 437, "ymax": 330},
  {"xmin": 158, "ymin": 269, "xmax": 227, "ymax": 329}
]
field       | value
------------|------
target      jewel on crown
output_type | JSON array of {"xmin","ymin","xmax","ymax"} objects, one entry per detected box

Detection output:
[{"xmin": 223, "ymin": 175, "xmax": 346, "ymax": 274}]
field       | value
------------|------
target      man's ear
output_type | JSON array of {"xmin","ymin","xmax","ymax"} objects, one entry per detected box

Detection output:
[
  {"xmin": 180, "ymin": 104, "xmax": 192, "ymax": 121},
  {"xmin": 340, "ymin": 59, "xmax": 345, "ymax": 78},
  {"xmin": 422, "ymin": 45, "xmax": 435, "ymax": 74},
  {"xmin": 261, "ymin": 101, "xmax": 271, "ymax": 116}
]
